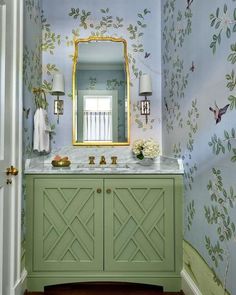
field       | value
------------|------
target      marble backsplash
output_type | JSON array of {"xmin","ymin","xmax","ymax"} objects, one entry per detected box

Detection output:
[{"xmin": 29, "ymin": 146, "xmax": 135, "ymax": 164}]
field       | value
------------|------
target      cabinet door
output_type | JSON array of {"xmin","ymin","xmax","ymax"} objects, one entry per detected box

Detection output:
[
  {"xmin": 104, "ymin": 178, "xmax": 174, "ymax": 272},
  {"xmin": 33, "ymin": 178, "xmax": 103, "ymax": 271}
]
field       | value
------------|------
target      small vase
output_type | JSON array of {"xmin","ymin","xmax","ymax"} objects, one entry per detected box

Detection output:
[{"xmin": 137, "ymin": 157, "xmax": 154, "ymax": 166}]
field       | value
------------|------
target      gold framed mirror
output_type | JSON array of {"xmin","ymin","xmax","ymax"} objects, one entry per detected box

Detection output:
[{"xmin": 72, "ymin": 36, "xmax": 130, "ymax": 146}]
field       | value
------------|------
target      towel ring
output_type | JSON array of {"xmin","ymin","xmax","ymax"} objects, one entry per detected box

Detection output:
[{"xmin": 32, "ymin": 87, "xmax": 47, "ymax": 109}]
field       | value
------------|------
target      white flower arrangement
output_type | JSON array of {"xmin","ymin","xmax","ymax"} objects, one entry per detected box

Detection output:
[{"xmin": 132, "ymin": 138, "xmax": 160, "ymax": 160}]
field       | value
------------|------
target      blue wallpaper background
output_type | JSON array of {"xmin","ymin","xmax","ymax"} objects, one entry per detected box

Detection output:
[
  {"xmin": 162, "ymin": 0, "xmax": 236, "ymax": 293},
  {"xmin": 23, "ymin": 0, "xmax": 236, "ymax": 293}
]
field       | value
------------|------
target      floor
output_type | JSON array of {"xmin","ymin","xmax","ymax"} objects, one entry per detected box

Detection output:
[{"xmin": 26, "ymin": 282, "xmax": 184, "ymax": 295}]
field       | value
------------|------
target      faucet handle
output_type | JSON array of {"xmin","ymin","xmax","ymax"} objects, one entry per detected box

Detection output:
[
  {"xmin": 111, "ymin": 156, "xmax": 118, "ymax": 165},
  {"xmin": 89, "ymin": 156, "xmax": 95, "ymax": 165}
]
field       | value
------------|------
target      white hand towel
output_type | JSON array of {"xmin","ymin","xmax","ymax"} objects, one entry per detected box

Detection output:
[{"xmin": 33, "ymin": 108, "xmax": 51, "ymax": 153}]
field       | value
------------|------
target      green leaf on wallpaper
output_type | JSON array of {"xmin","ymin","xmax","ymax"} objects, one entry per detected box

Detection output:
[
  {"xmin": 218, "ymin": 32, "xmax": 221, "ymax": 44},
  {"xmin": 143, "ymin": 9, "xmax": 151, "ymax": 15},
  {"xmin": 233, "ymin": 24, "xmax": 236, "ymax": 33},
  {"xmin": 232, "ymin": 223, "xmax": 236, "ymax": 232},
  {"xmin": 232, "ymin": 128, "xmax": 236, "ymax": 137},
  {"xmin": 228, "ymin": 95, "xmax": 236, "ymax": 109},
  {"xmin": 224, "ymin": 130, "xmax": 229, "ymax": 139},
  {"xmin": 215, "ymin": 21, "xmax": 221, "ymax": 30},
  {"xmin": 226, "ymin": 27, "xmax": 231, "ymax": 38},
  {"xmin": 211, "ymin": 18, "xmax": 216, "ymax": 27},
  {"xmin": 234, "ymin": 8, "xmax": 236, "ymax": 20},
  {"xmin": 216, "ymin": 7, "xmax": 220, "ymax": 18},
  {"xmin": 228, "ymin": 43, "xmax": 236, "ymax": 64},
  {"xmin": 224, "ymin": 4, "xmax": 227, "ymax": 14}
]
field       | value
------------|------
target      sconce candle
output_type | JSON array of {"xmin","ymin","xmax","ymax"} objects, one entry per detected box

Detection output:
[
  {"xmin": 139, "ymin": 74, "xmax": 152, "ymax": 124},
  {"xmin": 51, "ymin": 73, "xmax": 65, "ymax": 124}
]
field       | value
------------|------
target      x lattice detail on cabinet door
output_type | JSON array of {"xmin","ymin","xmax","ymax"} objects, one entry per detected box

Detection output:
[
  {"xmin": 105, "ymin": 178, "xmax": 174, "ymax": 272},
  {"xmin": 33, "ymin": 179, "xmax": 103, "ymax": 271},
  {"xmin": 113, "ymin": 188, "xmax": 165, "ymax": 261},
  {"xmin": 43, "ymin": 187, "xmax": 95, "ymax": 262}
]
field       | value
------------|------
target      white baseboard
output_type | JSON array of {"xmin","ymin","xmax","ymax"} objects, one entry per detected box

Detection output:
[
  {"xmin": 181, "ymin": 269, "xmax": 202, "ymax": 295},
  {"xmin": 12, "ymin": 268, "xmax": 27, "ymax": 295}
]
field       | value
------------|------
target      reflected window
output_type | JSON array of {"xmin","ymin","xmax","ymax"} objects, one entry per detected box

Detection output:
[{"xmin": 83, "ymin": 95, "xmax": 112, "ymax": 142}]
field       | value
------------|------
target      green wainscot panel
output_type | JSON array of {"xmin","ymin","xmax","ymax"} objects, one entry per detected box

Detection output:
[{"xmin": 104, "ymin": 178, "xmax": 174, "ymax": 272}]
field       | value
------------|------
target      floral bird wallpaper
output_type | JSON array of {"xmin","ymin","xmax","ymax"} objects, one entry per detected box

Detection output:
[
  {"xmin": 23, "ymin": 0, "xmax": 236, "ymax": 293},
  {"xmin": 162, "ymin": 0, "xmax": 236, "ymax": 293}
]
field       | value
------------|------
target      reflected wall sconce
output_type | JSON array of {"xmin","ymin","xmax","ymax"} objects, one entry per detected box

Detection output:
[
  {"xmin": 139, "ymin": 74, "xmax": 152, "ymax": 124},
  {"xmin": 51, "ymin": 73, "xmax": 65, "ymax": 124}
]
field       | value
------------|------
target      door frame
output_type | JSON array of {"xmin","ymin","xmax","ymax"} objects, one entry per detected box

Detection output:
[{"xmin": 1, "ymin": 0, "xmax": 24, "ymax": 294}]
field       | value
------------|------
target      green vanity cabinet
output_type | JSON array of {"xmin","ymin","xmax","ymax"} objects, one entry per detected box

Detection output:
[{"xmin": 26, "ymin": 174, "xmax": 183, "ymax": 292}]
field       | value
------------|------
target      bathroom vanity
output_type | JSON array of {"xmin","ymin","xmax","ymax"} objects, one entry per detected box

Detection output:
[{"xmin": 25, "ymin": 156, "xmax": 183, "ymax": 292}]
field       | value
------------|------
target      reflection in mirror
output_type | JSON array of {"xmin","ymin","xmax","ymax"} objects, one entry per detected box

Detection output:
[{"xmin": 72, "ymin": 37, "xmax": 130, "ymax": 146}]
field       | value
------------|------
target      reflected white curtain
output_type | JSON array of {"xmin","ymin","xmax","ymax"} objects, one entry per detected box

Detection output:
[{"xmin": 84, "ymin": 111, "xmax": 112, "ymax": 141}]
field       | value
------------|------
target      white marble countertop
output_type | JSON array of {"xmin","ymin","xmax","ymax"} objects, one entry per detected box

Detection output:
[{"xmin": 24, "ymin": 155, "xmax": 184, "ymax": 175}]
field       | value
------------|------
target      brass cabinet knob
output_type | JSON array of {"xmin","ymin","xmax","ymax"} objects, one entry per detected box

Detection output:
[
  {"xmin": 106, "ymin": 188, "xmax": 112, "ymax": 194},
  {"xmin": 97, "ymin": 188, "xmax": 102, "ymax": 194}
]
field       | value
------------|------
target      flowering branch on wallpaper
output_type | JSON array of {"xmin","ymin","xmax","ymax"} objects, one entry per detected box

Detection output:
[
  {"xmin": 226, "ymin": 44, "xmax": 236, "ymax": 109},
  {"xmin": 208, "ymin": 128, "xmax": 236, "ymax": 162},
  {"xmin": 171, "ymin": 100, "xmax": 199, "ymax": 192},
  {"xmin": 41, "ymin": 12, "xmax": 61, "ymax": 55},
  {"xmin": 66, "ymin": 6, "xmax": 151, "ymax": 87},
  {"xmin": 186, "ymin": 200, "xmax": 195, "ymax": 231},
  {"xmin": 210, "ymin": 4, "xmax": 236, "ymax": 54},
  {"xmin": 205, "ymin": 168, "xmax": 236, "ymax": 290},
  {"xmin": 163, "ymin": 0, "xmax": 199, "ymax": 195},
  {"xmin": 25, "ymin": 0, "xmax": 41, "ymax": 24}
]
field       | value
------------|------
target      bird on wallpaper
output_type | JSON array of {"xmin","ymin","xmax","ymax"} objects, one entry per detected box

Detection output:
[
  {"xmin": 190, "ymin": 61, "xmax": 195, "ymax": 72},
  {"xmin": 144, "ymin": 52, "xmax": 151, "ymax": 59},
  {"xmin": 209, "ymin": 103, "xmax": 230, "ymax": 124},
  {"xmin": 186, "ymin": 0, "xmax": 193, "ymax": 9}
]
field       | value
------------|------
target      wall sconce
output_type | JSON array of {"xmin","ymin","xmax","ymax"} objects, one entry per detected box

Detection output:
[
  {"xmin": 51, "ymin": 73, "xmax": 65, "ymax": 124},
  {"xmin": 139, "ymin": 74, "xmax": 152, "ymax": 124}
]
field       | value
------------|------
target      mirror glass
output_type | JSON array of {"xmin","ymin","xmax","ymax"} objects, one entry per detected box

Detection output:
[{"xmin": 72, "ymin": 37, "xmax": 130, "ymax": 146}]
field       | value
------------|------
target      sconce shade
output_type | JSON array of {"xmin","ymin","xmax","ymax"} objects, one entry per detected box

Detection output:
[
  {"xmin": 51, "ymin": 73, "xmax": 65, "ymax": 96},
  {"xmin": 139, "ymin": 74, "xmax": 152, "ymax": 96}
]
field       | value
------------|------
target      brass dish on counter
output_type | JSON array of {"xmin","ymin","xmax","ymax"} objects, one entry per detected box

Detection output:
[{"xmin": 51, "ymin": 160, "xmax": 71, "ymax": 167}]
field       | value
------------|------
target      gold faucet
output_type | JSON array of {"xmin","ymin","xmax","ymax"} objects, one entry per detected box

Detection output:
[{"xmin": 99, "ymin": 155, "xmax": 106, "ymax": 165}]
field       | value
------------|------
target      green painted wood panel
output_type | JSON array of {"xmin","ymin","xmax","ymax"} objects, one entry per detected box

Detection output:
[
  {"xmin": 33, "ymin": 178, "xmax": 104, "ymax": 271},
  {"xmin": 104, "ymin": 178, "xmax": 175, "ymax": 271}
]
